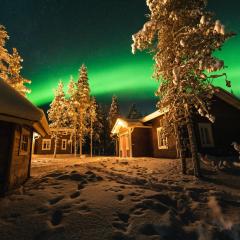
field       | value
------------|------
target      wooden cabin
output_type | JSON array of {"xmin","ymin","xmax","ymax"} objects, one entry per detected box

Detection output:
[
  {"xmin": 112, "ymin": 88, "xmax": 240, "ymax": 159},
  {"xmin": 0, "ymin": 80, "xmax": 49, "ymax": 193},
  {"xmin": 33, "ymin": 128, "xmax": 74, "ymax": 155}
]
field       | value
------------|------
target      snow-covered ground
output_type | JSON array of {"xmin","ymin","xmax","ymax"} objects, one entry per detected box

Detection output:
[{"xmin": 1, "ymin": 156, "xmax": 240, "ymax": 240}]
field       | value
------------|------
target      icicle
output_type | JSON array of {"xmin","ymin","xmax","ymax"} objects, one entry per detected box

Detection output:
[
  {"xmin": 198, "ymin": 108, "xmax": 204, "ymax": 116},
  {"xmin": 220, "ymin": 25, "xmax": 225, "ymax": 35},
  {"xmin": 214, "ymin": 20, "xmax": 221, "ymax": 33},
  {"xmin": 200, "ymin": 16, "xmax": 206, "ymax": 25},
  {"xmin": 180, "ymin": 40, "xmax": 185, "ymax": 47}
]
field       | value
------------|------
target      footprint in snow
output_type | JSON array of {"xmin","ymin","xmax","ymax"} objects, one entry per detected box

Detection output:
[
  {"xmin": 112, "ymin": 212, "xmax": 130, "ymax": 232},
  {"xmin": 51, "ymin": 209, "xmax": 63, "ymax": 226},
  {"xmin": 77, "ymin": 183, "xmax": 85, "ymax": 190},
  {"xmin": 117, "ymin": 194, "xmax": 124, "ymax": 201},
  {"xmin": 70, "ymin": 191, "xmax": 80, "ymax": 199},
  {"xmin": 113, "ymin": 231, "xmax": 135, "ymax": 239},
  {"xmin": 37, "ymin": 207, "xmax": 49, "ymax": 214},
  {"xmin": 48, "ymin": 195, "xmax": 64, "ymax": 205},
  {"xmin": 78, "ymin": 204, "xmax": 91, "ymax": 214},
  {"xmin": 116, "ymin": 212, "xmax": 129, "ymax": 223}
]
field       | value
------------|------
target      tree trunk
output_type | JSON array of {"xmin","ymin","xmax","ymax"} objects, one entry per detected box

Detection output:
[
  {"xmin": 174, "ymin": 124, "xmax": 187, "ymax": 174},
  {"xmin": 79, "ymin": 131, "xmax": 82, "ymax": 157},
  {"xmin": 185, "ymin": 105, "xmax": 201, "ymax": 177},
  {"xmin": 53, "ymin": 137, "xmax": 58, "ymax": 158},
  {"xmin": 74, "ymin": 131, "xmax": 77, "ymax": 157},
  {"xmin": 90, "ymin": 118, "xmax": 93, "ymax": 158},
  {"xmin": 79, "ymin": 112, "xmax": 83, "ymax": 157},
  {"xmin": 115, "ymin": 138, "xmax": 118, "ymax": 156}
]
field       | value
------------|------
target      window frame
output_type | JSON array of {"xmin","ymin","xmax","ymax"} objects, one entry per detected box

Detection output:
[
  {"xmin": 61, "ymin": 139, "xmax": 67, "ymax": 150},
  {"xmin": 42, "ymin": 139, "xmax": 51, "ymax": 151},
  {"xmin": 19, "ymin": 128, "xmax": 30, "ymax": 156},
  {"xmin": 198, "ymin": 123, "xmax": 214, "ymax": 148},
  {"xmin": 157, "ymin": 127, "xmax": 168, "ymax": 150}
]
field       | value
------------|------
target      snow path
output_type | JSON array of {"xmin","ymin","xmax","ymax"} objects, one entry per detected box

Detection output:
[{"xmin": 0, "ymin": 156, "xmax": 240, "ymax": 240}]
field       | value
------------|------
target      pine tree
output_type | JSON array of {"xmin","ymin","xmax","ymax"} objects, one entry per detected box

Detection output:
[
  {"xmin": 0, "ymin": 26, "xmax": 30, "ymax": 96},
  {"xmin": 89, "ymin": 97, "xmax": 97, "ymax": 157},
  {"xmin": 94, "ymin": 103, "xmax": 105, "ymax": 155},
  {"xmin": 67, "ymin": 75, "xmax": 78, "ymax": 156},
  {"xmin": 132, "ymin": 0, "xmax": 234, "ymax": 176},
  {"xmin": 127, "ymin": 103, "xmax": 142, "ymax": 119},
  {"xmin": 48, "ymin": 81, "xmax": 68, "ymax": 158},
  {"xmin": 7, "ymin": 48, "xmax": 31, "ymax": 96},
  {"xmin": 108, "ymin": 95, "xmax": 120, "ymax": 130},
  {"xmin": 75, "ymin": 64, "xmax": 90, "ymax": 156},
  {"xmin": 108, "ymin": 95, "xmax": 120, "ymax": 155},
  {"xmin": 0, "ymin": 25, "xmax": 10, "ymax": 81}
]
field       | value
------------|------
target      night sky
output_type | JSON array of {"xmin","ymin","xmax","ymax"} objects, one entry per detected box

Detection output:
[{"xmin": 0, "ymin": 0, "xmax": 239, "ymax": 114}]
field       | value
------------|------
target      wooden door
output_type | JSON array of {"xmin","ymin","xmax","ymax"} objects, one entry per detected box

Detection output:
[
  {"xmin": 120, "ymin": 133, "xmax": 130, "ymax": 158},
  {"xmin": 0, "ymin": 122, "xmax": 13, "ymax": 193}
]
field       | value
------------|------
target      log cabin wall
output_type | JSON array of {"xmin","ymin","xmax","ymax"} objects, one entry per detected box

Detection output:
[
  {"xmin": 132, "ymin": 128, "xmax": 153, "ymax": 157},
  {"xmin": 34, "ymin": 134, "xmax": 72, "ymax": 155},
  {"xmin": 7, "ymin": 125, "xmax": 33, "ymax": 190},
  {"xmin": 194, "ymin": 96, "xmax": 240, "ymax": 156},
  {"xmin": 0, "ymin": 121, "xmax": 15, "ymax": 193},
  {"xmin": 150, "ymin": 116, "xmax": 178, "ymax": 159}
]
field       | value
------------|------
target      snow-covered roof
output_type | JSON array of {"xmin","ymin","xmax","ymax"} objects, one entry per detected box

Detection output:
[
  {"xmin": 0, "ymin": 79, "xmax": 50, "ymax": 136},
  {"xmin": 111, "ymin": 118, "xmax": 149, "ymax": 135},
  {"xmin": 215, "ymin": 87, "xmax": 240, "ymax": 110},
  {"xmin": 141, "ymin": 88, "xmax": 240, "ymax": 123},
  {"xmin": 141, "ymin": 107, "xmax": 169, "ymax": 123}
]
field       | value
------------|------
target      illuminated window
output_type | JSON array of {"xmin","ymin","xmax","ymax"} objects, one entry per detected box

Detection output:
[
  {"xmin": 42, "ymin": 139, "xmax": 51, "ymax": 150},
  {"xmin": 62, "ymin": 139, "xmax": 67, "ymax": 150},
  {"xmin": 198, "ymin": 123, "xmax": 214, "ymax": 147},
  {"xmin": 19, "ymin": 128, "xmax": 30, "ymax": 155},
  {"xmin": 157, "ymin": 127, "xmax": 168, "ymax": 149}
]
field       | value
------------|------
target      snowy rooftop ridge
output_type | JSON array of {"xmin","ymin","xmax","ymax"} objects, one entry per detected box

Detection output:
[{"xmin": 0, "ymin": 79, "xmax": 50, "ymax": 136}]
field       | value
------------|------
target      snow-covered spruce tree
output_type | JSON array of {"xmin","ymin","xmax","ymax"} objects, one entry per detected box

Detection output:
[
  {"xmin": 89, "ymin": 97, "xmax": 97, "ymax": 157},
  {"xmin": 67, "ymin": 76, "xmax": 78, "ymax": 156},
  {"xmin": 48, "ymin": 81, "xmax": 68, "ymax": 158},
  {"xmin": 75, "ymin": 64, "xmax": 90, "ymax": 156},
  {"xmin": 94, "ymin": 103, "xmax": 105, "ymax": 155},
  {"xmin": 0, "ymin": 25, "xmax": 10, "ymax": 81},
  {"xmin": 6, "ymin": 48, "xmax": 31, "ymax": 96},
  {"xmin": 0, "ymin": 26, "xmax": 30, "ymax": 96},
  {"xmin": 108, "ymin": 95, "xmax": 120, "ymax": 129},
  {"xmin": 132, "ymin": 0, "xmax": 234, "ymax": 176},
  {"xmin": 108, "ymin": 95, "xmax": 120, "ymax": 155},
  {"xmin": 127, "ymin": 103, "xmax": 142, "ymax": 119}
]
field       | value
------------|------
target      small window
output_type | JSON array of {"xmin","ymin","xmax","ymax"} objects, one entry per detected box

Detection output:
[
  {"xmin": 19, "ymin": 128, "xmax": 30, "ymax": 155},
  {"xmin": 198, "ymin": 123, "xmax": 214, "ymax": 147},
  {"xmin": 42, "ymin": 139, "xmax": 51, "ymax": 150},
  {"xmin": 157, "ymin": 127, "xmax": 168, "ymax": 149},
  {"xmin": 61, "ymin": 139, "xmax": 67, "ymax": 150}
]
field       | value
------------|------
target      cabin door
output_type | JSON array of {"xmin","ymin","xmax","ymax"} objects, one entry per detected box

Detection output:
[
  {"xmin": 120, "ymin": 133, "xmax": 130, "ymax": 158},
  {"xmin": 0, "ymin": 122, "xmax": 13, "ymax": 193}
]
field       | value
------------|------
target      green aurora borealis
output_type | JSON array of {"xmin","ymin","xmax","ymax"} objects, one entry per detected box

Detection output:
[{"xmin": 0, "ymin": 0, "xmax": 239, "ymax": 111}]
